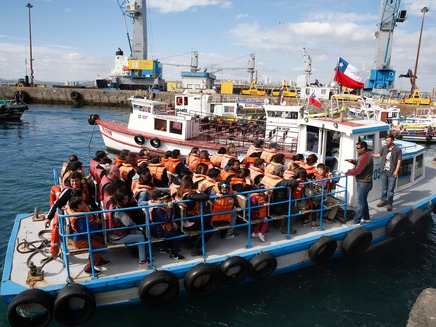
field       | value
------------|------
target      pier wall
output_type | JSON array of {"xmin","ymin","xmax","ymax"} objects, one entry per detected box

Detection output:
[{"xmin": 407, "ymin": 288, "xmax": 436, "ymax": 327}]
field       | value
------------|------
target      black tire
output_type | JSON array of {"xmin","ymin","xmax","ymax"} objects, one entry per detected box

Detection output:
[
  {"xmin": 308, "ymin": 236, "xmax": 337, "ymax": 264},
  {"xmin": 219, "ymin": 256, "xmax": 249, "ymax": 285},
  {"xmin": 138, "ymin": 271, "xmax": 180, "ymax": 306},
  {"xmin": 249, "ymin": 252, "xmax": 277, "ymax": 279},
  {"xmin": 341, "ymin": 227, "xmax": 372, "ymax": 256},
  {"xmin": 426, "ymin": 136, "xmax": 432, "ymax": 142},
  {"xmin": 408, "ymin": 208, "xmax": 432, "ymax": 238},
  {"xmin": 387, "ymin": 213, "xmax": 409, "ymax": 238},
  {"xmin": 184, "ymin": 263, "xmax": 221, "ymax": 297},
  {"xmin": 134, "ymin": 134, "xmax": 146, "ymax": 145},
  {"xmin": 396, "ymin": 135, "xmax": 403, "ymax": 140},
  {"xmin": 88, "ymin": 114, "xmax": 100, "ymax": 125},
  {"xmin": 150, "ymin": 137, "xmax": 161, "ymax": 148},
  {"xmin": 70, "ymin": 91, "xmax": 81, "ymax": 101},
  {"xmin": 7, "ymin": 289, "xmax": 54, "ymax": 327},
  {"xmin": 53, "ymin": 283, "xmax": 96, "ymax": 326}
]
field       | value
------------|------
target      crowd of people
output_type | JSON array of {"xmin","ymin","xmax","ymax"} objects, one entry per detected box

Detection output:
[{"xmin": 45, "ymin": 139, "xmax": 349, "ymax": 274}]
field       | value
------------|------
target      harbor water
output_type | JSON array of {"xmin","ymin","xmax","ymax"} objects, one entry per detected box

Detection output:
[{"xmin": 0, "ymin": 104, "xmax": 435, "ymax": 327}]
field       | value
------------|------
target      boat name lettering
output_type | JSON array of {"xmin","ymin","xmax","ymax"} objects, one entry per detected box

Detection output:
[
  {"xmin": 102, "ymin": 127, "xmax": 112, "ymax": 136},
  {"xmin": 373, "ymin": 168, "xmax": 381, "ymax": 180},
  {"xmin": 176, "ymin": 108, "xmax": 188, "ymax": 113},
  {"xmin": 138, "ymin": 114, "xmax": 148, "ymax": 119}
]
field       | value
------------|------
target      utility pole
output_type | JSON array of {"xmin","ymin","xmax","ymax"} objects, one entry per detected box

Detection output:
[
  {"xmin": 411, "ymin": 7, "xmax": 428, "ymax": 94},
  {"xmin": 26, "ymin": 3, "xmax": 34, "ymax": 87}
]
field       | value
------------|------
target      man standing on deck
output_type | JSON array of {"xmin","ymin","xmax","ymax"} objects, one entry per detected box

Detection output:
[
  {"xmin": 345, "ymin": 141, "xmax": 374, "ymax": 225},
  {"xmin": 372, "ymin": 134, "xmax": 402, "ymax": 212}
]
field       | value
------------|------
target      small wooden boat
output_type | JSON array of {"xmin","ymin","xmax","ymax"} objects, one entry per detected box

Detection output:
[{"xmin": 0, "ymin": 99, "xmax": 29, "ymax": 120}]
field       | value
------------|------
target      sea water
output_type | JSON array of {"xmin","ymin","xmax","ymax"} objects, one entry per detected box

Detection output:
[{"xmin": 0, "ymin": 104, "xmax": 435, "ymax": 327}]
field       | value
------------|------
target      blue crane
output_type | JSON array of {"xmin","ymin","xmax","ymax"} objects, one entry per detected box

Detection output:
[{"xmin": 365, "ymin": 0, "xmax": 407, "ymax": 91}]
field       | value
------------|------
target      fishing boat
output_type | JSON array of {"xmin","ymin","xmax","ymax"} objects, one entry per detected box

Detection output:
[
  {"xmin": 0, "ymin": 99, "xmax": 29, "ymax": 120},
  {"xmin": 348, "ymin": 96, "xmax": 401, "ymax": 123},
  {"xmin": 2, "ymin": 111, "xmax": 435, "ymax": 326},
  {"xmin": 389, "ymin": 106, "xmax": 436, "ymax": 142}
]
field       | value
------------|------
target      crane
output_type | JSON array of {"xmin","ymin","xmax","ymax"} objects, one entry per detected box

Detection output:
[{"xmin": 365, "ymin": 0, "xmax": 407, "ymax": 91}]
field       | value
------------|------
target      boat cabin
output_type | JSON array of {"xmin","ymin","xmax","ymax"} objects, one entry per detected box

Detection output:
[{"xmin": 297, "ymin": 117, "xmax": 426, "ymax": 206}]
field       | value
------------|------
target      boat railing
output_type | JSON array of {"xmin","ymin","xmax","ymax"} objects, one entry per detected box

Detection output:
[{"xmin": 56, "ymin": 174, "xmax": 348, "ymax": 280}]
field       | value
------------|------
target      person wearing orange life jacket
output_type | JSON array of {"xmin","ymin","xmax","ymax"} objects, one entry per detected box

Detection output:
[
  {"xmin": 293, "ymin": 167, "xmax": 318, "ymax": 228},
  {"xmin": 261, "ymin": 142, "xmax": 280, "ymax": 164},
  {"xmin": 131, "ymin": 162, "xmax": 150, "ymax": 193},
  {"xmin": 62, "ymin": 160, "xmax": 86, "ymax": 189},
  {"xmin": 291, "ymin": 153, "xmax": 306, "ymax": 167},
  {"xmin": 133, "ymin": 173, "xmax": 156, "ymax": 207},
  {"xmin": 119, "ymin": 153, "xmax": 138, "ymax": 186},
  {"xmin": 136, "ymin": 149, "xmax": 151, "ymax": 165},
  {"xmin": 249, "ymin": 158, "xmax": 265, "ymax": 184},
  {"xmin": 89, "ymin": 150, "xmax": 108, "ymax": 180},
  {"xmin": 100, "ymin": 163, "xmax": 121, "ymax": 203},
  {"xmin": 66, "ymin": 196, "xmax": 110, "ymax": 275},
  {"xmin": 61, "ymin": 154, "xmax": 78, "ymax": 177},
  {"xmin": 246, "ymin": 139, "xmax": 264, "ymax": 157},
  {"xmin": 220, "ymin": 147, "xmax": 238, "ymax": 169},
  {"xmin": 210, "ymin": 147, "xmax": 226, "ymax": 168},
  {"xmin": 186, "ymin": 147, "xmax": 200, "ymax": 171},
  {"xmin": 45, "ymin": 171, "xmax": 91, "ymax": 228},
  {"xmin": 283, "ymin": 162, "xmax": 300, "ymax": 180},
  {"xmin": 193, "ymin": 163, "xmax": 209, "ymax": 189},
  {"xmin": 230, "ymin": 168, "xmax": 253, "ymax": 193},
  {"xmin": 210, "ymin": 181, "xmax": 241, "ymax": 239},
  {"xmin": 194, "ymin": 150, "xmax": 214, "ymax": 171},
  {"xmin": 114, "ymin": 149, "xmax": 130, "ymax": 167},
  {"xmin": 313, "ymin": 163, "xmax": 337, "ymax": 223},
  {"xmin": 249, "ymin": 182, "xmax": 269, "ymax": 242},
  {"xmin": 174, "ymin": 177, "xmax": 212, "ymax": 256},
  {"xmin": 106, "ymin": 188, "xmax": 149, "ymax": 265},
  {"xmin": 220, "ymin": 158, "xmax": 240, "ymax": 182},
  {"xmin": 149, "ymin": 190, "xmax": 185, "ymax": 260},
  {"xmin": 147, "ymin": 157, "xmax": 169, "ymax": 188},
  {"xmin": 166, "ymin": 149, "xmax": 189, "ymax": 176},
  {"xmin": 301, "ymin": 154, "xmax": 318, "ymax": 179},
  {"xmin": 197, "ymin": 168, "xmax": 221, "ymax": 195},
  {"xmin": 161, "ymin": 150, "xmax": 172, "ymax": 166},
  {"xmin": 265, "ymin": 153, "xmax": 286, "ymax": 175}
]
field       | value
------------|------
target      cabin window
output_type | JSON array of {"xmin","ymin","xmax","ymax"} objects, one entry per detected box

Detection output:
[
  {"xmin": 415, "ymin": 154, "xmax": 424, "ymax": 180},
  {"xmin": 223, "ymin": 105, "xmax": 234, "ymax": 113},
  {"xmin": 358, "ymin": 134, "xmax": 375, "ymax": 151},
  {"xmin": 306, "ymin": 126, "xmax": 319, "ymax": 152},
  {"xmin": 397, "ymin": 158, "xmax": 413, "ymax": 187},
  {"xmin": 184, "ymin": 97, "xmax": 188, "ymax": 106},
  {"xmin": 285, "ymin": 111, "xmax": 298, "ymax": 119},
  {"xmin": 169, "ymin": 121, "xmax": 183, "ymax": 135},
  {"xmin": 154, "ymin": 118, "xmax": 167, "ymax": 131}
]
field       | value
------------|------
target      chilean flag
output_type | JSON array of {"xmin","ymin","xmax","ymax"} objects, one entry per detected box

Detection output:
[
  {"xmin": 309, "ymin": 92, "xmax": 322, "ymax": 108},
  {"xmin": 334, "ymin": 57, "xmax": 368, "ymax": 89}
]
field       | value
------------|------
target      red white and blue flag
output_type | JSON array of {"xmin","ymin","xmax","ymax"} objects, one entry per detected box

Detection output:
[
  {"xmin": 334, "ymin": 57, "xmax": 368, "ymax": 89},
  {"xmin": 309, "ymin": 92, "xmax": 322, "ymax": 108}
]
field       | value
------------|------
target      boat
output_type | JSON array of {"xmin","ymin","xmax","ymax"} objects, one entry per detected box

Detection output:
[
  {"xmin": 2, "ymin": 110, "xmax": 435, "ymax": 326},
  {"xmin": 389, "ymin": 106, "xmax": 436, "ymax": 142},
  {"xmin": 89, "ymin": 96, "xmax": 264, "ymax": 156},
  {"xmin": 0, "ymin": 99, "xmax": 29, "ymax": 120},
  {"xmin": 348, "ymin": 96, "xmax": 401, "ymax": 123}
]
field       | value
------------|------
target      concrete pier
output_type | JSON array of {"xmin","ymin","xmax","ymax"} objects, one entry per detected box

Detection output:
[{"xmin": 407, "ymin": 288, "xmax": 436, "ymax": 327}]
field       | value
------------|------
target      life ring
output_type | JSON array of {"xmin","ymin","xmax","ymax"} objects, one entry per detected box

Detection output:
[
  {"xmin": 386, "ymin": 213, "xmax": 409, "ymax": 238},
  {"xmin": 426, "ymin": 136, "xmax": 432, "ymax": 142},
  {"xmin": 70, "ymin": 91, "xmax": 81, "ymax": 101},
  {"xmin": 219, "ymin": 256, "xmax": 249, "ymax": 285},
  {"xmin": 150, "ymin": 137, "xmax": 161, "ymax": 148},
  {"xmin": 341, "ymin": 227, "xmax": 372, "ymax": 256},
  {"xmin": 176, "ymin": 97, "xmax": 183, "ymax": 106},
  {"xmin": 49, "ymin": 185, "xmax": 61, "ymax": 256},
  {"xmin": 248, "ymin": 252, "xmax": 277, "ymax": 279},
  {"xmin": 407, "ymin": 208, "xmax": 432, "ymax": 237},
  {"xmin": 53, "ymin": 283, "xmax": 95, "ymax": 326},
  {"xmin": 138, "ymin": 271, "xmax": 180, "ymax": 306},
  {"xmin": 87, "ymin": 114, "xmax": 100, "ymax": 126},
  {"xmin": 134, "ymin": 134, "xmax": 146, "ymax": 145},
  {"xmin": 7, "ymin": 289, "xmax": 54, "ymax": 327},
  {"xmin": 308, "ymin": 236, "xmax": 337, "ymax": 263},
  {"xmin": 184, "ymin": 263, "xmax": 221, "ymax": 297}
]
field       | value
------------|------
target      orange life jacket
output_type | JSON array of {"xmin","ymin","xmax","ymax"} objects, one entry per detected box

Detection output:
[
  {"xmin": 230, "ymin": 177, "xmax": 246, "ymax": 188},
  {"xmin": 197, "ymin": 177, "xmax": 217, "ymax": 193},
  {"xmin": 220, "ymin": 154, "xmax": 235, "ymax": 169},
  {"xmin": 260, "ymin": 148, "xmax": 277, "ymax": 164},
  {"xmin": 193, "ymin": 173, "xmax": 208, "ymax": 186},
  {"xmin": 65, "ymin": 203, "xmax": 95, "ymax": 233},
  {"xmin": 133, "ymin": 184, "xmax": 155, "ymax": 199},
  {"xmin": 175, "ymin": 190, "xmax": 201, "ymax": 216},
  {"xmin": 107, "ymin": 204, "xmax": 126, "ymax": 236},
  {"xmin": 242, "ymin": 156, "xmax": 257, "ymax": 168},
  {"xmin": 260, "ymin": 173, "xmax": 282, "ymax": 189},
  {"xmin": 247, "ymin": 145, "xmax": 263, "ymax": 157},
  {"xmin": 148, "ymin": 201, "xmax": 173, "ymax": 232},
  {"xmin": 166, "ymin": 158, "xmax": 182, "ymax": 173},
  {"xmin": 114, "ymin": 156, "xmax": 125, "ymax": 167},
  {"xmin": 220, "ymin": 169, "xmax": 237, "ymax": 181},
  {"xmin": 265, "ymin": 162, "xmax": 282, "ymax": 175},
  {"xmin": 301, "ymin": 163, "xmax": 316, "ymax": 177},
  {"xmin": 211, "ymin": 186, "xmax": 235, "ymax": 222},
  {"xmin": 250, "ymin": 192, "xmax": 267, "ymax": 220},
  {"xmin": 187, "ymin": 153, "xmax": 200, "ymax": 170},
  {"xmin": 283, "ymin": 170, "xmax": 296, "ymax": 180},
  {"xmin": 210, "ymin": 153, "xmax": 224, "ymax": 167},
  {"xmin": 198, "ymin": 158, "xmax": 214, "ymax": 170},
  {"xmin": 249, "ymin": 166, "xmax": 264, "ymax": 184},
  {"xmin": 314, "ymin": 171, "xmax": 332, "ymax": 192},
  {"xmin": 119, "ymin": 163, "xmax": 136, "ymax": 181},
  {"xmin": 148, "ymin": 163, "xmax": 166, "ymax": 181}
]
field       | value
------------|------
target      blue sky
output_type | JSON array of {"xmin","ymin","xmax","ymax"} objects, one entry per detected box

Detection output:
[{"xmin": 1, "ymin": 0, "xmax": 435, "ymax": 92}]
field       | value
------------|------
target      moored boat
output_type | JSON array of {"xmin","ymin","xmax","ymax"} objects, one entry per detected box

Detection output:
[
  {"xmin": 0, "ymin": 99, "xmax": 29, "ymax": 120},
  {"xmin": 2, "ymin": 112, "xmax": 435, "ymax": 326}
]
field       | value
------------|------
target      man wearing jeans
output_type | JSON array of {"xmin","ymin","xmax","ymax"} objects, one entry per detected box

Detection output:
[
  {"xmin": 344, "ymin": 141, "xmax": 374, "ymax": 225},
  {"xmin": 372, "ymin": 134, "xmax": 402, "ymax": 212}
]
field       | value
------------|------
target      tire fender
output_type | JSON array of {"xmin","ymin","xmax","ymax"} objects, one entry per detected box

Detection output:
[
  {"xmin": 53, "ymin": 283, "xmax": 96, "ymax": 326},
  {"xmin": 249, "ymin": 252, "xmax": 277, "ymax": 279},
  {"xmin": 219, "ymin": 256, "xmax": 249, "ymax": 285},
  {"xmin": 134, "ymin": 134, "xmax": 146, "ymax": 145},
  {"xmin": 70, "ymin": 91, "xmax": 81, "ymax": 101},
  {"xmin": 88, "ymin": 114, "xmax": 100, "ymax": 126},
  {"xmin": 150, "ymin": 137, "xmax": 161, "ymax": 148},
  {"xmin": 408, "ymin": 208, "xmax": 432, "ymax": 237},
  {"xmin": 309, "ymin": 236, "xmax": 337, "ymax": 263},
  {"xmin": 7, "ymin": 289, "xmax": 54, "ymax": 327},
  {"xmin": 341, "ymin": 227, "xmax": 372, "ymax": 256},
  {"xmin": 138, "ymin": 271, "xmax": 180, "ymax": 306},
  {"xmin": 387, "ymin": 213, "xmax": 409, "ymax": 238},
  {"xmin": 184, "ymin": 263, "xmax": 221, "ymax": 297}
]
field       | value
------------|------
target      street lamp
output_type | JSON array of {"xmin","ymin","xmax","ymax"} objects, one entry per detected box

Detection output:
[
  {"xmin": 26, "ymin": 3, "xmax": 34, "ymax": 87},
  {"xmin": 411, "ymin": 6, "xmax": 429, "ymax": 94}
]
